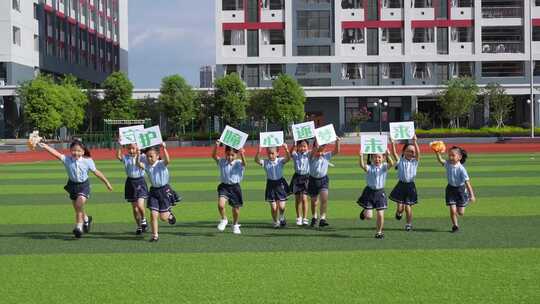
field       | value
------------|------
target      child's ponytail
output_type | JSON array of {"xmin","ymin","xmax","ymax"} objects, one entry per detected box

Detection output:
[{"xmin": 450, "ymin": 146, "xmax": 468, "ymax": 164}]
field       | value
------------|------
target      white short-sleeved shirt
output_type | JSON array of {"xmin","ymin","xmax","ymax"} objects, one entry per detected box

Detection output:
[
  {"xmin": 366, "ymin": 163, "xmax": 388, "ymax": 190},
  {"xmin": 122, "ymin": 154, "xmax": 146, "ymax": 179},
  {"xmin": 445, "ymin": 161, "xmax": 470, "ymax": 187},
  {"xmin": 395, "ymin": 157, "xmax": 418, "ymax": 183},
  {"xmin": 259, "ymin": 157, "xmax": 286, "ymax": 181},
  {"xmin": 61, "ymin": 155, "xmax": 96, "ymax": 183},
  {"xmin": 292, "ymin": 151, "xmax": 310, "ymax": 175},
  {"xmin": 309, "ymin": 152, "xmax": 332, "ymax": 178},
  {"xmin": 143, "ymin": 159, "xmax": 169, "ymax": 188},
  {"xmin": 218, "ymin": 159, "xmax": 244, "ymax": 184}
]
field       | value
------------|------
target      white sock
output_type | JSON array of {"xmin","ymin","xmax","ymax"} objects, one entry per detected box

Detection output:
[
  {"xmin": 76, "ymin": 223, "xmax": 83, "ymax": 230},
  {"xmin": 321, "ymin": 215, "xmax": 326, "ymax": 220},
  {"xmin": 83, "ymin": 215, "xmax": 89, "ymax": 222}
]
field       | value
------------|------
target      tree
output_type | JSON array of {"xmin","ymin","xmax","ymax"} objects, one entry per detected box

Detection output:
[
  {"xmin": 266, "ymin": 74, "xmax": 306, "ymax": 129},
  {"xmin": 213, "ymin": 73, "xmax": 248, "ymax": 125},
  {"xmin": 437, "ymin": 76, "xmax": 479, "ymax": 128},
  {"xmin": 247, "ymin": 89, "xmax": 272, "ymax": 121},
  {"xmin": 101, "ymin": 72, "xmax": 135, "ymax": 120},
  {"xmin": 159, "ymin": 75, "xmax": 196, "ymax": 136},
  {"xmin": 59, "ymin": 75, "xmax": 88, "ymax": 131},
  {"xmin": 18, "ymin": 75, "xmax": 63, "ymax": 135},
  {"xmin": 84, "ymin": 88, "xmax": 103, "ymax": 132},
  {"xmin": 483, "ymin": 83, "xmax": 513, "ymax": 128},
  {"xmin": 135, "ymin": 96, "xmax": 160, "ymax": 124}
]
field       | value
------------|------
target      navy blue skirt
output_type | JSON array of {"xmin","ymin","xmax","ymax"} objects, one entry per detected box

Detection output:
[
  {"xmin": 147, "ymin": 184, "xmax": 182, "ymax": 213},
  {"xmin": 64, "ymin": 180, "xmax": 90, "ymax": 200},
  {"xmin": 389, "ymin": 181, "xmax": 418, "ymax": 205},
  {"xmin": 218, "ymin": 183, "xmax": 243, "ymax": 208},
  {"xmin": 357, "ymin": 187, "xmax": 388, "ymax": 210},
  {"xmin": 445, "ymin": 184, "xmax": 469, "ymax": 207},
  {"xmin": 124, "ymin": 177, "xmax": 149, "ymax": 203},
  {"xmin": 265, "ymin": 178, "xmax": 290, "ymax": 203},
  {"xmin": 307, "ymin": 175, "xmax": 329, "ymax": 197},
  {"xmin": 289, "ymin": 173, "xmax": 309, "ymax": 195}
]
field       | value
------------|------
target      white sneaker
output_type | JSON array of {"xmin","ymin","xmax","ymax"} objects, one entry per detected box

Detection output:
[
  {"xmin": 232, "ymin": 224, "xmax": 241, "ymax": 235},
  {"xmin": 296, "ymin": 217, "xmax": 303, "ymax": 226},
  {"xmin": 217, "ymin": 219, "xmax": 228, "ymax": 232},
  {"xmin": 302, "ymin": 218, "xmax": 309, "ymax": 225},
  {"xmin": 273, "ymin": 221, "xmax": 281, "ymax": 228}
]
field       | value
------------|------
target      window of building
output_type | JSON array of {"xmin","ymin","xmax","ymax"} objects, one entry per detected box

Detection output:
[
  {"xmin": 454, "ymin": 0, "xmax": 473, "ymax": 7},
  {"xmin": 34, "ymin": 35, "xmax": 39, "ymax": 52},
  {"xmin": 382, "ymin": 63, "xmax": 403, "ymax": 79},
  {"xmin": 296, "ymin": 63, "xmax": 331, "ymax": 75},
  {"xmin": 534, "ymin": 61, "xmax": 540, "ymax": 76},
  {"xmin": 412, "ymin": 63, "xmax": 431, "ymax": 79},
  {"xmin": 223, "ymin": 0, "xmax": 243, "ymax": 10},
  {"xmin": 12, "ymin": 0, "xmax": 20, "ymax": 12},
  {"xmin": 33, "ymin": 3, "xmax": 39, "ymax": 19},
  {"xmin": 383, "ymin": 0, "xmax": 403, "ymax": 8},
  {"xmin": 342, "ymin": 28, "xmax": 364, "ymax": 44},
  {"xmin": 435, "ymin": 63, "xmax": 449, "ymax": 83},
  {"xmin": 262, "ymin": 30, "xmax": 285, "ymax": 45},
  {"xmin": 382, "ymin": 28, "xmax": 402, "ymax": 43},
  {"xmin": 533, "ymin": 27, "xmax": 540, "ymax": 41},
  {"xmin": 481, "ymin": 26, "xmax": 524, "ymax": 53},
  {"xmin": 263, "ymin": 0, "xmax": 284, "ymax": 9},
  {"xmin": 299, "ymin": 0, "xmax": 331, "ymax": 4},
  {"xmin": 482, "ymin": 61, "xmax": 524, "ymax": 77},
  {"xmin": 414, "ymin": 0, "xmax": 432, "ymax": 8},
  {"xmin": 366, "ymin": 64, "xmax": 379, "ymax": 85},
  {"xmin": 342, "ymin": 63, "xmax": 364, "ymax": 80},
  {"xmin": 453, "ymin": 62, "xmax": 474, "ymax": 77},
  {"xmin": 437, "ymin": 27, "xmax": 449, "ymax": 54},
  {"xmin": 297, "ymin": 10, "xmax": 331, "ymax": 39},
  {"xmin": 342, "ymin": 0, "xmax": 362, "ymax": 9},
  {"xmin": 223, "ymin": 30, "xmax": 245, "ymax": 45},
  {"xmin": 262, "ymin": 64, "xmax": 284, "ymax": 80},
  {"xmin": 297, "ymin": 45, "xmax": 331, "ymax": 56},
  {"xmin": 412, "ymin": 28, "xmax": 434, "ymax": 43},
  {"xmin": 451, "ymin": 27, "xmax": 473, "ymax": 42},
  {"xmin": 297, "ymin": 78, "xmax": 331, "ymax": 87},
  {"xmin": 537, "ymin": 0, "xmax": 540, "ymax": 6},
  {"xmin": 13, "ymin": 27, "xmax": 21, "ymax": 46}
]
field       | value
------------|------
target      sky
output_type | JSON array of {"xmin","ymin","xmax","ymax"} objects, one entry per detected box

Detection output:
[{"xmin": 128, "ymin": 1, "xmax": 215, "ymax": 88}]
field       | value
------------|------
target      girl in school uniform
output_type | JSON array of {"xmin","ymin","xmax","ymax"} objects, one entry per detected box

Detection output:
[
  {"xmin": 255, "ymin": 144, "xmax": 291, "ymax": 228},
  {"xmin": 308, "ymin": 137, "xmax": 341, "ymax": 228},
  {"xmin": 434, "ymin": 145, "xmax": 477, "ymax": 233},
  {"xmin": 38, "ymin": 140, "xmax": 113, "ymax": 238},
  {"xmin": 116, "ymin": 143, "xmax": 148, "ymax": 235},
  {"xmin": 289, "ymin": 140, "xmax": 311, "ymax": 226},
  {"xmin": 357, "ymin": 144, "xmax": 395, "ymax": 239},
  {"xmin": 389, "ymin": 135, "xmax": 420, "ymax": 231},
  {"xmin": 137, "ymin": 143, "xmax": 181, "ymax": 242},
  {"xmin": 212, "ymin": 141, "xmax": 247, "ymax": 235}
]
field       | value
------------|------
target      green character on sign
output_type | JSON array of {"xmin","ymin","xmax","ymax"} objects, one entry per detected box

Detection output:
[
  {"xmin": 138, "ymin": 131, "xmax": 158, "ymax": 147},
  {"xmin": 263, "ymin": 135, "xmax": 280, "ymax": 147},
  {"xmin": 123, "ymin": 130, "xmax": 136, "ymax": 142},
  {"xmin": 296, "ymin": 126, "xmax": 313, "ymax": 140},
  {"xmin": 318, "ymin": 128, "xmax": 333, "ymax": 142},
  {"xmin": 393, "ymin": 125, "xmax": 411, "ymax": 139},
  {"xmin": 223, "ymin": 130, "xmax": 241, "ymax": 148},
  {"xmin": 365, "ymin": 138, "xmax": 384, "ymax": 153}
]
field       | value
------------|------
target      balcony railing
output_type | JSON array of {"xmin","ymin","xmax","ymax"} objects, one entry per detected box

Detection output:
[
  {"xmin": 482, "ymin": 7, "xmax": 522, "ymax": 18},
  {"xmin": 481, "ymin": 42, "xmax": 523, "ymax": 53}
]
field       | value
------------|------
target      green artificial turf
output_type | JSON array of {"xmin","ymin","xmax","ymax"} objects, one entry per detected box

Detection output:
[{"xmin": 0, "ymin": 153, "xmax": 539, "ymax": 303}]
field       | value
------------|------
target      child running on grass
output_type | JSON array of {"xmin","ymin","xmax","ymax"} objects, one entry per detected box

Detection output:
[
  {"xmin": 255, "ymin": 144, "xmax": 291, "ymax": 228},
  {"xmin": 357, "ymin": 142, "xmax": 395, "ymax": 239},
  {"xmin": 38, "ymin": 140, "xmax": 113, "ymax": 238},
  {"xmin": 212, "ymin": 141, "xmax": 247, "ymax": 235},
  {"xmin": 308, "ymin": 137, "xmax": 341, "ymax": 228},
  {"xmin": 289, "ymin": 140, "xmax": 311, "ymax": 226},
  {"xmin": 116, "ymin": 143, "xmax": 148, "ymax": 235},
  {"xmin": 137, "ymin": 143, "xmax": 181, "ymax": 242},
  {"xmin": 389, "ymin": 135, "xmax": 420, "ymax": 231},
  {"xmin": 434, "ymin": 145, "xmax": 477, "ymax": 233}
]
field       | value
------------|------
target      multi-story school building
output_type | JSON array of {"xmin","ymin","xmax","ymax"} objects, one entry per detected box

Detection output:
[
  {"xmin": 0, "ymin": 0, "xmax": 128, "ymax": 137},
  {"xmin": 215, "ymin": 0, "xmax": 540, "ymax": 131}
]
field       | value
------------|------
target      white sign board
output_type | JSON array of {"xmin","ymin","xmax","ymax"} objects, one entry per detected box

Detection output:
[
  {"xmin": 119, "ymin": 125, "xmax": 144, "ymax": 145},
  {"xmin": 260, "ymin": 131, "xmax": 284, "ymax": 148},
  {"xmin": 361, "ymin": 134, "xmax": 388, "ymax": 154},
  {"xmin": 135, "ymin": 126, "xmax": 163, "ymax": 149},
  {"xmin": 292, "ymin": 121, "xmax": 316, "ymax": 142},
  {"xmin": 389, "ymin": 121, "xmax": 415, "ymax": 140},
  {"xmin": 219, "ymin": 125, "xmax": 249, "ymax": 150},
  {"xmin": 315, "ymin": 124, "xmax": 337, "ymax": 146}
]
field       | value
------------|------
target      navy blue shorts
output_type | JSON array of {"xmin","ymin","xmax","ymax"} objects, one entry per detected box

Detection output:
[
  {"xmin": 357, "ymin": 187, "xmax": 388, "ymax": 210},
  {"xmin": 389, "ymin": 181, "xmax": 418, "ymax": 205},
  {"xmin": 64, "ymin": 180, "xmax": 90, "ymax": 201},
  {"xmin": 147, "ymin": 184, "xmax": 181, "ymax": 213},
  {"xmin": 308, "ymin": 175, "xmax": 329, "ymax": 197},
  {"xmin": 445, "ymin": 184, "xmax": 469, "ymax": 207},
  {"xmin": 218, "ymin": 183, "xmax": 243, "ymax": 208},
  {"xmin": 124, "ymin": 177, "xmax": 149, "ymax": 203},
  {"xmin": 289, "ymin": 173, "xmax": 309, "ymax": 195},
  {"xmin": 265, "ymin": 178, "xmax": 289, "ymax": 203}
]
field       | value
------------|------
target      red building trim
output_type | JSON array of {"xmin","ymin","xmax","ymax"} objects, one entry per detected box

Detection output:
[
  {"xmin": 79, "ymin": 23, "xmax": 87, "ymax": 29},
  {"xmin": 88, "ymin": 28, "xmax": 96, "ymax": 34},
  {"xmin": 342, "ymin": 21, "xmax": 404, "ymax": 29},
  {"xmin": 411, "ymin": 19, "xmax": 473, "ymax": 28},
  {"xmin": 533, "ymin": 19, "xmax": 540, "ymax": 26},
  {"xmin": 67, "ymin": 17, "xmax": 77, "ymax": 24},
  {"xmin": 44, "ymin": 4, "xmax": 54, "ymax": 12},
  {"xmin": 56, "ymin": 11, "xmax": 65, "ymax": 19},
  {"xmin": 223, "ymin": 22, "xmax": 285, "ymax": 30}
]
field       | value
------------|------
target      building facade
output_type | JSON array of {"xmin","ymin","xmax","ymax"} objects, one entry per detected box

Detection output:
[
  {"xmin": 1, "ymin": 0, "xmax": 128, "ymax": 137},
  {"xmin": 215, "ymin": 0, "xmax": 540, "ymax": 131},
  {"xmin": 200, "ymin": 65, "xmax": 216, "ymax": 88}
]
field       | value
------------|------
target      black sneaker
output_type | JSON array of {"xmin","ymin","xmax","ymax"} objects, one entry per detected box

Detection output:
[
  {"xmin": 375, "ymin": 232, "xmax": 384, "ymax": 239},
  {"xmin": 141, "ymin": 219, "xmax": 148, "ymax": 232},
  {"xmin": 168, "ymin": 212, "xmax": 176, "ymax": 225},
  {"xmin": 83, "ymin": 216, "xmax": 93, "ymax": 233},
  {"xmin": 405, "ymin": 224, "xmax": 413, "ymax": 231},
  {"xmin": 135, "ymin": 227, "xmax": 143, "ymax": 235},
  {"xmin": 310, "ymin": 218, "xmax": 318, "ymax": 227},
  {"xmin": 280, "ymin": 219, "xmax": 287, "ymax": 227},
  {"xmin": 451, "ymin": 225, "xmax": 460, "ymax": 233},
  {"xmin": 149, "ymin": 236, "xmax": 159, "ymax": 242},
  {"xmin": 395, "ymin": 212, "xmax": 402, "ymax": 221},
  {"xmin": 359, "ymin": 209, "xmax": 366, "ymax": 221},
  {"xmin": 73, "ymin": 228, "xmax": 82, "ymax": 238},
  {"xmin": 319, "ymin": 219, "xmax": 329, "ymax": 227}
]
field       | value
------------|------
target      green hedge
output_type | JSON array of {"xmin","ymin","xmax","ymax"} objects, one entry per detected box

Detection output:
[{"xmin": 416, "ymin": 127, "xmax": 540, "ymax": 138}]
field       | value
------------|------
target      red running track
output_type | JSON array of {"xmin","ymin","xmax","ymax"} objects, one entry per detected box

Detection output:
[{"xmin": 1, "ymin": 143, "xmax": 539, "ymax": 164}]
